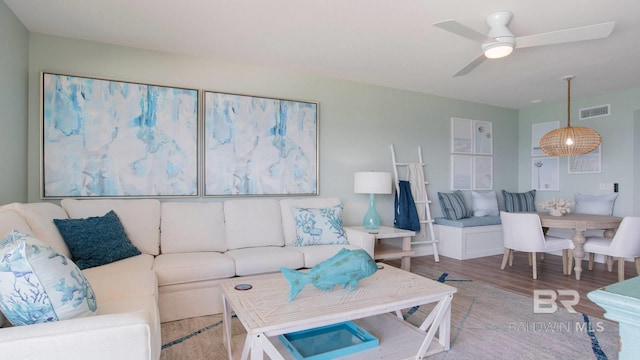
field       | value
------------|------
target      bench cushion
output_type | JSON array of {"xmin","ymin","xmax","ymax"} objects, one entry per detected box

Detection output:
[{"xmin": 434, "ymin": 216, "xmax": 501, "ymax": 228}]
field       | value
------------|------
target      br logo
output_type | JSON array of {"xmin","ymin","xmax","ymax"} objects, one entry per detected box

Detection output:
[{"xmin": 533, "ymin": 289, "xmax": 579, "ymax": 313}]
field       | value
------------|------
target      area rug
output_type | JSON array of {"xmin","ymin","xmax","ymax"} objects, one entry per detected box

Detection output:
[{"xmin": 160, "ymin": 264, "xmax": 619, "ymax": 360}]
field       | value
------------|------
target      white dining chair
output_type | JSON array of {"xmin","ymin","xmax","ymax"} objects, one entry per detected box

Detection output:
[
  {"xmin": 499, "ymin": 211, "xmax": 573, "ymax": 279},
  {"xmin": 571, "ymin": 216, "xmax": 640, "ymax": 282}
]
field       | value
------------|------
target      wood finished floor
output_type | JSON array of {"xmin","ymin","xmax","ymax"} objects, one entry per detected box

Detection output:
[{"xmin": 387, "ymin": 253, "xmax": 638, "ymax": 319}]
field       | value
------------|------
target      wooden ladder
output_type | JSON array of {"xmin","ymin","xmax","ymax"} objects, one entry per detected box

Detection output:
[{"xmin": 390, "ymin": 145, "xmax": 440, "ymax": 262}]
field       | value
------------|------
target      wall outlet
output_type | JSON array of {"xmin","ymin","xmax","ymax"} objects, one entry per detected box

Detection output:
[{"xmin": 599, "ymin": 183, "xmax": 614, "ymax": 191}]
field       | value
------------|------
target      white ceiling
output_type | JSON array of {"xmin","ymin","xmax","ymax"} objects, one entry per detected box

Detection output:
[{"xmin": 5, "ymin": 0, "xmax": 640, "ymax": 109}]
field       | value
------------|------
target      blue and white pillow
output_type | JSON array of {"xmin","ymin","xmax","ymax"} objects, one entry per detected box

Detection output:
[
  {"xmin": 438, "ymin": 190, "xmax": 471, "ymax": 220},
  {"xmin": 0, "ymin": 230, "xmax": 97, "ymax": 326},
  {"xmin": 291, "ymin": 205, "xmax": 349, "ymax": 246},
  {"xmin": 502, "ymin": 189, "xmax": 536, "ymax": 212}
]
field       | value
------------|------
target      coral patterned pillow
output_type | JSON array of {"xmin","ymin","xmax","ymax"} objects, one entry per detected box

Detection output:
[
  {"xmin": 291, "ymin": 205, "xmax": 349, "ymax": 246},
  {"xmin": 0, "ymin": 230, "xmax": 97, "ymax": 326}
]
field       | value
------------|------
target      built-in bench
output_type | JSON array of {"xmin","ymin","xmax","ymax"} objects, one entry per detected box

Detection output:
[{"xmin": 434, "ymin": 216, "xmax": 503, "ymax": 260}]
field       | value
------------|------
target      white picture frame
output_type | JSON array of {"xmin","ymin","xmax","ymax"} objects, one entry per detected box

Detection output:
[
  {"xmin": 473, "ymin": 156, "xmax": 493, "ymax": 190},
  {"xmin": 531, "ymin": 121, "xmax": 559, "ymax": 156},
  {"xmin": 473, "ymin": 120, "xmax": 493, "ymax": 155},
  {"xmin": 568, "ymin": 145, "xmax": 602, "ymax": 174},
  {"xmin": 532, "ymin": 157, "xmax": 559, "ymax": 191},
  {"xmin": 451, "ymin": 118, "xmax": 473, "ymax": 153},
  {"xmin": 451, "ymin": 155, "xmax": 473, "ymax": 190}
]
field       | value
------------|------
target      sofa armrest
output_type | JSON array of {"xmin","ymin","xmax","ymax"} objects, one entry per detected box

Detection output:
[
  {"xmin": 344, "ymin": 227, "xmax": 375, "ymax": 258},
  {"xmin": 0, "ymin": 311, "xmax": 156, "ymax": 360}
]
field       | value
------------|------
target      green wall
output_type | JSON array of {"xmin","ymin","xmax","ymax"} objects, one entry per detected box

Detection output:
[
  {"xmin": 518, "ymin": 87, "xmax": 640, "ymax": 216},
  {"xmin": 0, "ymin": 2, "xmax": 29, "ymax": 204},
  {"xmin": 5, "ymin": 5, "xmax": 638, "ymax": 258},
  {"xmin": 26, "ymin": 34, "xmax": 519, "ymax": 235}
]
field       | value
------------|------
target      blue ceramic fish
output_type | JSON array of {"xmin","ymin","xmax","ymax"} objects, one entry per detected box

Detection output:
[{"xmin": 280, "ymin": 248, "xmax": 378, "ymax": 302}]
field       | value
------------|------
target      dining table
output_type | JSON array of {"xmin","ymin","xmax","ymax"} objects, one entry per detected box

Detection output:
[{"xmin": 537, "ymin": 212, "xmax": 623, "ymax": 280}]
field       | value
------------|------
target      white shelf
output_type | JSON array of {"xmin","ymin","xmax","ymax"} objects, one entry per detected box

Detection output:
[
  {"xmin": 262, "ymin": 313, "xmax": 445, "ymax": 360},
  {"xmin": 374, "ymin": 242, "xmax": 415, "ymax": 261}
]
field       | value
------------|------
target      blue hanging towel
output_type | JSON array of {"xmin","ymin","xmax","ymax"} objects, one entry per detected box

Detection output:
[{"xmin": 394, "ymin": 180, "xmax": 420, "ymax": 231}]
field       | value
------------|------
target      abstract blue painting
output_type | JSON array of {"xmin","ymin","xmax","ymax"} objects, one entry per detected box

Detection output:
[
  {"xmin": 204, "ymin": 92, "xmax": 318, "ymax": 196},
  {"xmin": 42, "ymin": 73, "xmax": 199, "ymax": 197}
]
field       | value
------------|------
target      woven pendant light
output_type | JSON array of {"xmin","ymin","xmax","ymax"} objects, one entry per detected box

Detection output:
[{"xmin": 539, "ymin": 76, "xmax": 601, "ymax": 156}]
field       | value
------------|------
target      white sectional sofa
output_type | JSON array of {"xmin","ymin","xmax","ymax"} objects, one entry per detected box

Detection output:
[{"xmin": 0, "ymin": 197, "xmax": 375, "ymax": 360}]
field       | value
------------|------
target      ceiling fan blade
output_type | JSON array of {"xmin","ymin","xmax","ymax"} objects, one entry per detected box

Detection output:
[
  {"xmin": 516, "ymin": 21, "xmax": 615, "ymax": 49},
  {"xmin": 433, "ymin": 19, "xmax": 488, "ymax": 43},
  {"xmin": 453, "ymin": 53, "xmax": 487, "ymax": 77}
]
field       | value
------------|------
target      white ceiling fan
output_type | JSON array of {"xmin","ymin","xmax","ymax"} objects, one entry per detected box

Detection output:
[{"xmin": 434, "ymin": 11, "xmax": 615, "ymax": 77}]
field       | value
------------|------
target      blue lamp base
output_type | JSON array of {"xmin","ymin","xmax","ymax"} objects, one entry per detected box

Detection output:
[{"xmin": 362, "ymin": 194, "xmax": 381, "ymax": 232}]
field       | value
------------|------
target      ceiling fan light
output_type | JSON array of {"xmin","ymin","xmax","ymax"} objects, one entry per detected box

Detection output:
[{"xmin": 482, "ymin": 42, "xmax": 513, "ymax": 59}]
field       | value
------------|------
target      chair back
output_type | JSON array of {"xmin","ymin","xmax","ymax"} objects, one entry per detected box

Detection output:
[
  {"xmin": 500, "ymin": 211, "xmax": 547, "ymax": 252},
  {"xmin": 607, "ymin": 217, "xmax": 640, "ymax": 257}
]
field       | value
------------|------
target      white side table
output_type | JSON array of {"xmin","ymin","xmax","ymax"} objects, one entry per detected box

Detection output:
[{"xmin": 347, "ymin": 225, "xmax": 416, "ymax": 271}]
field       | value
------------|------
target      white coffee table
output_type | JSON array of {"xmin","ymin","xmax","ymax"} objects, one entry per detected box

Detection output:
[{"xmin": 221, "ymin": 264, "xmax": 457, "ymax": 359}]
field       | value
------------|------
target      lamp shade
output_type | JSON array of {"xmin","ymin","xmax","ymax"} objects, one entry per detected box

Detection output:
[
  {"xmin": 539, "ymin": 126, "xmax": 601, "ymax": 156},
  {"xmin": 354, "ymin": 172, "xmax": 392, "ymax": 194},
  {"xmin": 539, "ymin": 76, "xmax": 602, "ymax": 156}
]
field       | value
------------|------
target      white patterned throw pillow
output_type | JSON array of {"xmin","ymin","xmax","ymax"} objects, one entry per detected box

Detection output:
[
  {"xmin": 0, "ymin": 230, "xmax": 98, "ymax": 326},
  {"xmin": 291, "ymin": 205, "xmax": 349, "ymax": 246}
]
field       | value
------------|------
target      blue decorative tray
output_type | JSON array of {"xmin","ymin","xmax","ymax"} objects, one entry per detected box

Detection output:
[{"xmin": 278, "ymin": 321, "xmax": 379, "ymax": 360}]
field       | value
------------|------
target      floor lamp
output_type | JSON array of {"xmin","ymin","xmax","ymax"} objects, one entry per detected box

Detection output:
[{"xmin": 354, "ymin": 171, "xmax": 392, "ymax": 232}]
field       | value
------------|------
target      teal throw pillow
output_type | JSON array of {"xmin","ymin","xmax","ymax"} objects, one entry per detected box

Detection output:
[
  {"xmin": 291, "ymin": 205, "xmax": 349, "ymax": 246},
  {"xmin": 0, "ymin": 230, "xmax": 98, "ymax": 326},
  {"xmin": 438, "ymin": 190, "xmax": 471, "ymax": 220},
  {"xmin": 54, "ymin": 210, "xmax": 141, "ymax": 270},
  {"xmin": 502, "ymin": 189, "xmax": 536, "ymax": 212}
]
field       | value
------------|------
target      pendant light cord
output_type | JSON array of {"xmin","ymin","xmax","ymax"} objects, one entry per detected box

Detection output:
[{"xmin": 566, "ymin": 77, "xmax": 571, "ymax": 127}]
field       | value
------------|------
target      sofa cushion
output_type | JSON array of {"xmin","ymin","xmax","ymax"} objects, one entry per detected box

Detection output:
[
  {"xmin": 160, "ymin": 202, "xmax": 226, "ymax": 253},
  {"xmin": 11, "ymin": 202, "xmax": 72, "ymax": 258},
  {"xmin": 61, "ymin": 199, "xmax": 161, "ymax": 255},
  {"xmin": 0, "ymin": 231, "xmax": 97, "ymax": 326},
  {"xmin": 153, "ymin": 252, "xmax": 236, "ymax": 286},
  {"xmin": 84, "ymin": 269, "xmax": 158, "ymax": 303},
  {"xmin": 289, "ymin": 244, "xmax": 359, "ymax": 268},
  {"xmin": 291, "ymin": 205, "xmax": 349, "ymax": 246},
  {"xmin": 574, "ymin": 193, "xmax": 618, "ymax": 216},
  {"xmin": 80, "ymin": 254, "xmax": 154, "ymax": 278},
  {"xmin": 225, "ymin": 247, "xmax": 304, "ymax": 276},
  {"xmin": 471, "ymin": 191, "xmax": 499, "ymax": 217},
  {"xmin": 502, "ymin": 189, "xmax": 536, "ymax": 212},
  {"xmin": 54, "ymin": 210, "xmax": 141, "ymax": 270},
  {"xmin": 438, "ymin": 190, "xmax": 471, "ymax": 220},
  {"xmin": 224, "ymin": 199, "xmax": 284, "ymax": 250},
  {"xmin": 280, "ymin": 198, "xmax": 342, "ymax": 246}
]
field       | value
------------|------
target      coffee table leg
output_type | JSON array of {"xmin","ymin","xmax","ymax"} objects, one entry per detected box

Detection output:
[
  {"xmin": 439, "ymin": 296, "xmax": 452, "ymax": 351},
  {"xmin": 222, "ymin": 296, "xmax": 233, "ymax": 360},
  {"xmin": 572, "ymin": 230, "xmax": 587, "ymax": 280},
  {"xmin": 245, "ymin": 334, "xmax": 284, "ymax": 360},
  {"xmin": 416, "ymin": 293, "xmax": 453, "ymax": 357}
]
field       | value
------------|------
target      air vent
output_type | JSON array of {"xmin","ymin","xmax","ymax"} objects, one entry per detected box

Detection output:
[{"xmin": 579, "ymin": 104, "xmax": 610, "ymax": 120}]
